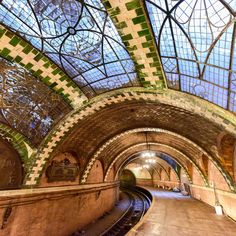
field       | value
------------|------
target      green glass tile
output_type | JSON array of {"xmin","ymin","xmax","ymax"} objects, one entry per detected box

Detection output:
[
  {"xmin": 121, "ymin": 34, "xmax": 133, "ymax": 41},
  {"xmin": 51, "ymin": 64, "xmax": 57, "ymax": 69},
  {"xmin": 142, "ymin": 81, "xmax": 152, "ymax": 86},
  {"xmin": 6, "ymin": 55, "xmax": 13, "ymax": 61},
  {"xmin": 135, "ymin": 7, "xmax": 144, "ymax": 16},
  {"xmin": 136, "ymin": 64, "xmax": 145, "ymax": 69},
  {"xmin": 138, "ymin": 29, "xmax": 150, "ymax": 36},
  {"xmin": 127, "ymin": 45, "xmax": 137, "ymax": 51},
  {"xmin": 43, "ymin": 62, "xmax": 51, "ymax": 69},
  {"xmin": 23, "ymin": 45, "xmax": 33, "ymax": 54},
  {"xmin": 103, "ymin": 0, "xmax": 112, "ymax": 9},
  {"xmin": 140, "ymin": 22, "xmax": 148, "ymax": 29},
  {"xmin": 59, "ymin": 75, "xmax": 67, "ymax": 81},
  {"xmin": 15, "ymin": 55, "xmax": 23, "ymax": 63},
  {"xmin": 49, "ymin": 82, "xmax": 58, "ymax": 88},
  {"xmin": 126, "ymin": 0, "xmax": 140, "ymax": 11},
  {"xmin": 66, "ymin": 81, "xmax": 75, "ymax": 87},
  {"xmin": 19, "ymin": 62, "xmax": 25, "ymax": 67},
  {"xmin": 149, "ymin": 62, "xmax": 159, "ymax": 67},
  {"xmin": 149, "ymin": 46, "xmax": 155, "ymax": 52},
  {"xmin": 5, "ymin": 30, "xmax": 14, "ymax": 38},
  {"xmin": 145, "ymin": 35, "xmax": 152, "ymax": 41},
  {"xmin": 0, "ymin": 28, "xmax": 6, "ymax": 38},
  {"xmin": 142, "ymin": 41, "xmax": 154, "ymax": 48},
  {"xmin": 9, "ymin": 36, "xmax": 21, "ymax": 46},
  {"xmin": 34, "ymin": 69, "xmax": 43, "ymax": 76},
  {"xmin": 42, "ymin": 76, "xmax": 51, "ymax": 83},
  {"xmin": 146, "ymin": 52, "xmax": 156, "ymax": 58},
  {"xmin": 34, "ymin": 53, "xmax": 43, "ymax": 62},
  {"xmin": 116, "ymin": 21, "xmax": 127, "ymax": 29},
  {"xmin": 56, "ymin": 88, "xmax": 64, "ymax": 94},
  {"xmin": 25, "ymin": 62, "xmax": 33, "ymax": 70},
  {"xmin": 52, "ymin": 68, "xmax": 61, "ymax": 75},
  {"xmin": 139, "ymin": 72, "xmax": 148, "ymax": 77},
  {"xmin": 111, "ymin": 16, "xmax": 118, "ymax": 23},
  {"xmin": 32, "ymin": 49, "xmax": 38, "ymax": 55},
  {"xmin": 0, "ymin": 48, "xmax": 11, "ymax": 57},
  {"xmin": 110, "ymin": 7, "xmax": 120, "ymax": 16},
  {"xmin": 19, "ymin": 40, "xmax": 27, "ymax": 47},
  {"xmin": 132, "ymin": 15, "xmax": 146, "ymax": 24}
]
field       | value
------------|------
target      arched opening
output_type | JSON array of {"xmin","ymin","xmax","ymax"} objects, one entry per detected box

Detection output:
[{"xmin": 119, "ymin": 169, "xmax": 136, "ymax": 187}]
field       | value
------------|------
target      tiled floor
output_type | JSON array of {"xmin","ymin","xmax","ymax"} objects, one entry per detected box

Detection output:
[{"xmin": 128, "ymin": 188, "xmax": 236, "ymax": 236}]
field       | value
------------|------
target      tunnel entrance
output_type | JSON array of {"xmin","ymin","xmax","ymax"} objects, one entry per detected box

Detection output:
[{"xmin": 120, "ymin": 169, "xmax": 136, "ymax": 187}]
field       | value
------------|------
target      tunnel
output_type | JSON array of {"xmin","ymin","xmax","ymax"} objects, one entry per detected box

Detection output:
[{"xmin": 0, "ymin": 0, "xmax": 235, "ymax": 235}]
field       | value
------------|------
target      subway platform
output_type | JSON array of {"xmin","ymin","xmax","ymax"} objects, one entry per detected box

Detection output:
[{"xmin": 127, "ymin": 188, "xmax": 236, "ymax": 236}]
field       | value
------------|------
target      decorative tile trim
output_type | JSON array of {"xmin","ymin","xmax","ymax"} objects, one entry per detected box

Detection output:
[
  {"xmin": 25, "ymin": 88, "xmax": 236, "ymax": 187},
  {"xmin": 110, "ymin": 143, "xmax": 191, "ymax": 183},
  {"xmin": 79, "ymin": 125, "xmax": 233, "ymax": 190},
  {"xmin": 0, "ymin": 123, "xmax": 36, "ymax": 174},
  {"xmin": 102, "ymin": 0, "xmax": 167, "ymax": 89},
  {"xmin": 82, "ymin": 130, "xmax": 208, "ymax": 186},
  {"xmin": 0, "ymin": 24, "xmax": 87, "ymax": 108}
]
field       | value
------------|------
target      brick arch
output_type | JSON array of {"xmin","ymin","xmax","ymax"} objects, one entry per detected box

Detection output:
[
  {"xmin": 0, "ymin": 137, "xmax": 24, "ymax": 189},
  {"xmin": 217, "ymin": 133, "xmax": 236, "ymax": 177},
  {"xmin": 80, "ymin": 127, "xmax": 217, "ymax": 186},
  {"xmin": 115, "ymin": 149, "xmax": 187, "ymax": 184},
  {"xmin": 0, "ymin": 24, "xmax": 86, "ymax": 107},
  {"xmin": 119, "ymin": 154, "xmax": 180, "ymax": 182},
  {"xmin": 122, "ymin": 155, "xmax": 169, "ymax": 181},
  {"xmin": 104, "ymin": 142, "xmax": 202, "ymax": 186},
  {"xmin": 25, "ymin": 89, "xmax": 236, "ymax": 186},
  {"xmin": 0, "ymin": 123, "xmax": 35, "ymax": 179}
]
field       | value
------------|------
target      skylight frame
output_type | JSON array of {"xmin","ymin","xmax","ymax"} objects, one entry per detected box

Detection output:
[
  {"xmin": 145, "ymin": 0, "xmax": 236, "ymax": 112},
  {"xmin": 0, "ymin": 0, "xmax": 139, "ymax": 97}
]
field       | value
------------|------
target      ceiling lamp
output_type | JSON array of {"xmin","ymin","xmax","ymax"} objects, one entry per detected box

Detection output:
[
  {"xmin": 145, "ymin": 159, "xmax": 156, "ymax": 164},
  {"xmin": 141, "ymin": 132, "xmax": 156, "ymax": 158},
  {"xmin": 143, "ymin": 164, "xmax": 150, "ymax": 169}
]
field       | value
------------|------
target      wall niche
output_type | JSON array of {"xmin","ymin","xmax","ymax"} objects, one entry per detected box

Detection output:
[{"xmin": 0, "ymin": 138, "xmax": 23, "ymax": 189}]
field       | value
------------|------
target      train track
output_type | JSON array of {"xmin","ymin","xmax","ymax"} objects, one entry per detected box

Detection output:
[{"xmin": 100, "ymin": 186, "xmax": 152, "ymax": 236}]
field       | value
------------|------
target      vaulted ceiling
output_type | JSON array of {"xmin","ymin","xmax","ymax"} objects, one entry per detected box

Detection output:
[{"xmin": 0, "ymin": 0, "xmax": 235, "ymax": 191}]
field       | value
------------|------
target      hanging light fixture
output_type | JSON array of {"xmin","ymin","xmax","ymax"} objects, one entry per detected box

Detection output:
[{"xmin": 141, "ymin": 132, "xmax": 155, "ymax": 158}]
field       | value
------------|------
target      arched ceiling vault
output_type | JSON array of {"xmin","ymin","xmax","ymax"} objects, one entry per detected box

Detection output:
[
  {"xmin": 94, "ymin": 141, "xmax": 206, "ymax": 186},
  {"xmin": 124, "ymin": 160, "xmax": 158, "ymax": 180},
  {"xmin": 124, "ymin": 155, "xmax": 172, "ymax": 181},
  {"xmin": 104, "ymin": 142, "xmax": 208, "ymax": 185},
  {"xmin": 118, "ymin": 153, "xmax": 186, "ymax": 183},
  {"xmin": 120, "ymin": 154, "xmax": 180, "ymax": 181},
  {"xmin": 0, "ymin": 0, "xmax": 235, "ymax": 191},
  {"xmin": 0, "ymin": 25, "xmax": 87, "ymax": 107},
  {"xmin": 23, "ymin": 89, "xmax": 236, "ymax": 186}
]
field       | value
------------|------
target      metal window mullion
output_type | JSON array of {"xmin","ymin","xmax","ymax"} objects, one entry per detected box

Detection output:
[{"xmin": 227, "ymin": 22, "xmax": 236, "ymax": 110}]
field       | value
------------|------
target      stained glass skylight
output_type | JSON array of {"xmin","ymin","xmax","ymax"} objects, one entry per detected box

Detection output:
[
  {"xmin": 0, "ymin": 0, "xmax": 139, "ymax": 97},
  {"xmin": 145, "ymin": 0, "xmax": 236, "ymax": 112},
  {"xmin": 0, "ymin": 57, "xmax": 71, "ymax": 145}
]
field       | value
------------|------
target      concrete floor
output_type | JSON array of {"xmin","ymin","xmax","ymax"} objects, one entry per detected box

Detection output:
[{"xmin": 128, "ymin": 188, "xmax": 236, "ymax": 236}]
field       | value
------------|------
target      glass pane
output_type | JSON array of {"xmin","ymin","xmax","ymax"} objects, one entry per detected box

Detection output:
[
  {"xmin": 146, "ymin": 0, "xmax": 235, "ymax": 112},
  {"xmin": 0, "ymin": 57, "xmax": 71, "ymax": 145},
  {"xmin": 0, "ymin": 0, "xmax": 139, "ymax": 97}
]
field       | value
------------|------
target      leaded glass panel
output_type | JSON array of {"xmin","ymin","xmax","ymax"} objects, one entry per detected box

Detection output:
[
  {"xmin": 0, "ymin": 57, "xmax": 71, "ymax": 145},
  {"xmin": 0, "ymin": 0, "xmax": 139, "ymax": 97},
  {"xmin": 146, "ymin": 0, "xmax": 236, "ymax": 112}
]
